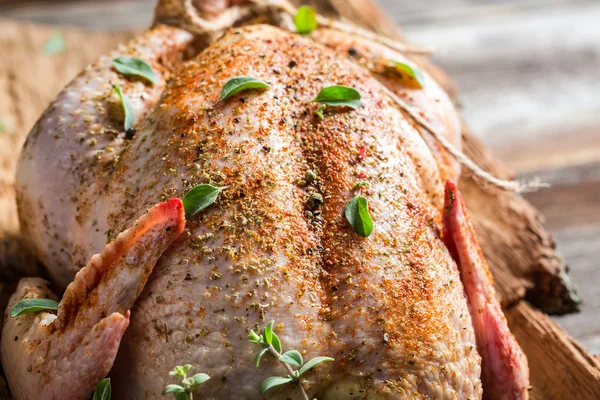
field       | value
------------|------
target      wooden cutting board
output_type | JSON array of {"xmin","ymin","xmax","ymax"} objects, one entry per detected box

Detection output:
[{"xmin": 0, "ymin": 0, "xmax": 598, "ymax": 398}]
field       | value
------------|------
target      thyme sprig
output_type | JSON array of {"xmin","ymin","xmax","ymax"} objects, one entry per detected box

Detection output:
[
  {"xmin": 249, "ymin": 320, "xmax": 334, "ymax": 399},
  {"xmin": 162, "ymin": 365, "xmax": 210, "ymax": 400}
]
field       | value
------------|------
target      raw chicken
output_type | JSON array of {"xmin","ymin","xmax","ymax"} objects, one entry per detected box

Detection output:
[
  {"xmin": 5, "ymin": 2, "xmax": 528, "ymax": 399},
  {"xmin": 2, "ymin": 199, "xmax": 185, "ymax": 399}
]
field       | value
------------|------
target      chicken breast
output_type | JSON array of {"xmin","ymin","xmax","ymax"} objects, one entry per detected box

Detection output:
[
  {"xmin": 8, "ymin": 19, "xmax": 528, "ymax": 399},
  {"xmin": 16, "ymin": 25, "xmax": 193, "ymax": 288},
  {"xmin": 311, "ymin": 28, "xmax": 462, "ymax": 189},
  {"xmin": 13, "ymin": 23, "xmax": 480, "ymax": 399}
]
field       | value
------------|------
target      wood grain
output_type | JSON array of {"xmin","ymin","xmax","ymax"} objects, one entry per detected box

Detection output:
[
  {"xmin": 548, "ymin": 223, "xmax": 600, "ymax": 354},
  {"xmin": 506, "ymin": 301, "xmax": 600, "ymax": 400},
  {"xmin": 456, "ymin": 132, "xmax": 581, "ymax": 314}
]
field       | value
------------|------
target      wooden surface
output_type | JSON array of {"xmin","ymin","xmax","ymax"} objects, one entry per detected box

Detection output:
[
  {"xmin": 507, "ymin": 301, "xmax": 600, "ymax": 399},
  {"xmin": 0, "ymin": 0, "xmax": 599, "ymax": 398}
]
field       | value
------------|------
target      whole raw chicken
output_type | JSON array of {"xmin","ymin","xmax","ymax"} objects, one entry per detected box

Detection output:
[{"xmin": 3, "ymin": 1, "xmax": 529, "ymax": 399}]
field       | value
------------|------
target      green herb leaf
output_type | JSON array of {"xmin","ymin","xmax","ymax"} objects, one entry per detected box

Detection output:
[
  {"xmin": 313, "ymin": 85, "xmax": 362, "ymax": 109},
  {"xmin": 113, "ymin": 56, "xmax": 158, "ymax": 84},
  {"xmin": 162, "ymin": 384, "xmax": 185, "ymax": 394},
  {"xmin": 92, "ymin": 378, "xmax": 111, "ymax": 400},
  {"xmin": 165, "ymin": 365, "xmax": 209, "ymax": 399},
  {"xmin": 387, "ymin": 61, "xmax": 426, "ymax": 89},
  {"xmin": 260, "ymin": 376, "xmax": 293, "ymax": 394},
  {"xmin": 43, "ymin": 32, "xmax": 66, "ymax": 55},
  {"xmin": 219, "ymin": 76, "xmax": 270, "ymax": 102},
  {"xmin": 112, "ymin": 84, "xmax": 135, "ymax": 132},
  {"xmin": 279, "ymin": 350, "xmax": 303, "ymax": 367},
  {"xmin": 182, "ymin": 184, "xmax": 224, "ymax": 218},
  {"xmin": 315, "ymin": 105, "xmax": 326, "ymax": 119},
  {"xmin": 298, "ymin": 356, "xmax": 335, "ymax": 376},
  {"xmin": 344, "ymin": 195, "xmax": 373, "ymax": 237},
  {"xmin": 191, "ymin": 373, "xmax": 210, "ymax": 386},
  {"xmin": 0, "ymin": 119, "xmax": 8, "ymax": 134},
  {"xmin": 294, "ymin": 5, "xmax": 318, "ymax": 34},
  {"xmin": 254, "ymin": 347, "xmax": 269, "ymax": 367},
  {"xmin": 263, "ymin": 320, "xmax": 274, "ymax": 346},
  {"xmin": 271, "ymin": 331, "xmax": 282, "ymax": 354},
  {"xmin": 174, "ymin": 393, "xmax": 187, "ymax": 400},
  {"xmin": 248, "ymin": 330, "xmax": 262, "ymax": 344},
  {"xmin": 10, "ymin": 298, "xmax": 58, "ymax": 318},
  {"xmin": 169, "ymin": 365, "xmax": 191, "ymax": 379}
]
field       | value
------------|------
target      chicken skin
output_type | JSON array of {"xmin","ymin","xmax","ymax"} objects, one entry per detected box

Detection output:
[{"xmin": 6, "ymin": 12, "xmax": 528, "ymax": 400}]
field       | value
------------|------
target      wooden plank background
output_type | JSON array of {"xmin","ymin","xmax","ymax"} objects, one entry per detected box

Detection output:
[{"xmin": 0, "ymin": 0, "xmax": 598, "ymax": 354}]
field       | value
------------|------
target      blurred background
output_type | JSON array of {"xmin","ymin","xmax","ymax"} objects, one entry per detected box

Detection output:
[{"xmin": 0, "ymin": 0, "xmax": 598, "ymax": 353}]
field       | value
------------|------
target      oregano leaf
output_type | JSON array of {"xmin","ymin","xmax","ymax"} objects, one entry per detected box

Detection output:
[
  {"xmin": 386, "ymin": 61, "xmax": 426, "ymax": 89},
  {"xmin": 162, "ymin": 384, "xmax": 185, "ymax": 394},
  {"xmin": 191, "ymin": 373, "xmax": 210, "ymax": 386},
  {"xmin": 43, "ymin": 32, "xmax": 66, "ymax": 55},
  {"xmin": 248, "ymin": 330, "xmax": 262, "ymax": 344},
  {"xmin": 263, "ymin": 320, "xmax": 275, "ymax": 346},
  {"xmin": 254, "ymin": 348, "xmax": 269, "ymax": 367},
  {"xmin": 294, "ymin": 5, "xmax": 318, "ymax": 34},
  {"xmin": 298, "ymin": 356, "xmax": 335, "ymax": 376},
  {"xmin": 315, "ymin": 105, "xmax": 326, "ymax": 119},
  {"xmin": 271, "ymin": 332, "xmax": 282, "ymax": 354},
  {"xmin": 10, "ymin": 298, "xmax": 58, "ymax": 318},
  {"xmin": 313, "ymin": 85, "xmax": 362, "ymax": 109},
  {"xmin": 248, "ymin": 320, "xmax": 335, "ymax": 397},
  {"xmin": 169, "ymin": 365, "xmax": 190, "ymax": 379},
  {"xmin": 344, "ymin": 195, "xmax": 373, "ymax": 237},
  {"xmin": 260, "ymin": 376, "xmax": 293, "ymax": 394},
  {"xmin": 0, "ymin": 119, "xmax": 8, "ymax": 133},
  {"xmin": 279, "ymin": 350, "xmax": 303, "ymax": 367},
  {"xmin": 113, "ymin": 56, "xmax": 158, "ymax": 84},
  {"xmin": 182, "ymin": 184, "xmax": 224, "ymax": 219},
  {"xmin": 219, "ymin": 76, "xmax": 270, "ymax": 102},
  {"xmin": 92, "ymin": 378, "xmax": 111, "ymax": 400},
  {"xmin": 174, "ymin": 393, "xmax": 187, "ymax": 400},
  {"xmin": 112, "ymin": 84, "xmax": 135, "ymax": 132}
]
